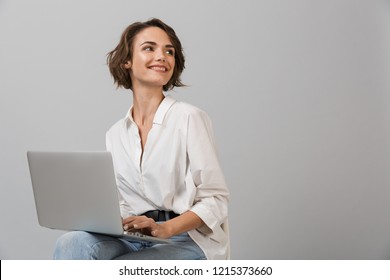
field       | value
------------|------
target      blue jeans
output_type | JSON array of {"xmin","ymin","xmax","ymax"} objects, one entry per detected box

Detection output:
[{"xmin": 53, "ymin": 231, "xmax": 206, "ymax": 260}]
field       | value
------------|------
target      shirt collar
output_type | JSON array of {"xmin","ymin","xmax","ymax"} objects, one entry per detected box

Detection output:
[{"xmin": 125, "ymin": 95, "xmax": 176, "ymax": 127}]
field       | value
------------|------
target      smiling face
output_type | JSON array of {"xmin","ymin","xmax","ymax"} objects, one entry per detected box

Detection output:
[{"xmin": 124, "ymin": 27, "xmax": 175, "ymax": 91}]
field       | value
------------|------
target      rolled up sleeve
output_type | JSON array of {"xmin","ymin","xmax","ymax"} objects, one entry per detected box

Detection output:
[{"xmin": 186, "ymin": 109, "xmax": 230, "ymax": 235}]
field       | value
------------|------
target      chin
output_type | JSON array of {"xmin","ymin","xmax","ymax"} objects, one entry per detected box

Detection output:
[{"xmin": 149, "ymin": 78, "xmax": 171, "ymax": 87}]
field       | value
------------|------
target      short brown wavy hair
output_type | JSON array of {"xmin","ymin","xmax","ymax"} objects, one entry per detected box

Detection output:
[{"xmin": 107, "ymin": 18, "xmax": 185, "ymax": 91}]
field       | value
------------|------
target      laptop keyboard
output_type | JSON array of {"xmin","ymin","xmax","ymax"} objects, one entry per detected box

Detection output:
[{"xmin": 123, "ymin": 231, "xmax": 148, "ymax": 238}]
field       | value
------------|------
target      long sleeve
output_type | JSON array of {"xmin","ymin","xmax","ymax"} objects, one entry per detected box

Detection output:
[{"xmin": 186, "ymin": 109, "xmax": 230, "ymax": 235}]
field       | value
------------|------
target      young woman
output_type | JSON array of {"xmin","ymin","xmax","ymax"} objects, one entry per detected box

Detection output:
[{"xmin": 53, "ymin": 18, "xmax": 229, "ymax": 260}]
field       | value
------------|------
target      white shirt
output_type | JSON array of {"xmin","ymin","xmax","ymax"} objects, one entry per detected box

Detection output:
[{"xmin": 105, "ymin": 95, "xmax": 230, "ymax": 260}]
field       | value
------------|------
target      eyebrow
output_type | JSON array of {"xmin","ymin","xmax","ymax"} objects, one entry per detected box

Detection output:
[{"xmin": 140, "ymin": 41, "xmax": 175, "ymax": 49}]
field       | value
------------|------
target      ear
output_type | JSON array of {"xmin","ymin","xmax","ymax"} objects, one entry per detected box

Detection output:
[{"xmin": 123, "ymin": 61, "xmax": 132, "ymax": 69}]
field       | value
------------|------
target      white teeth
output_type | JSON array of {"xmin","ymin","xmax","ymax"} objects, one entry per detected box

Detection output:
[{"xmin": 150, "ymin": 66, "xmax": 167, "ymax": 72}]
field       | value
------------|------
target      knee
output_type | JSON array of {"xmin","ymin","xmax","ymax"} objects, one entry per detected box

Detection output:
[{"xmin": 53, "ymin": 231, "xmax": 95, "ymax": 260}]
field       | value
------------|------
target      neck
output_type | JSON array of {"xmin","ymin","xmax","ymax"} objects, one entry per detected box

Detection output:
[{"xmin": 131, "ymin": 86, "xmax": 164, "ymax": 126}]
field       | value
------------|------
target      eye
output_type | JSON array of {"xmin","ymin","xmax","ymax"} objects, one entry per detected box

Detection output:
[
  {"xmin": 143, "ymin": 46, "xmax": 154, "ymax": 51},
  {"xmin": 166, "ymin": 49, "xmax": 175, "ymax": 56}
]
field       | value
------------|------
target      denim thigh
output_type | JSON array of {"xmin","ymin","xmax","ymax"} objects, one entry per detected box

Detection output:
[{"xmin": 53, "ymin": 231, "xmax": 206, "ymax": 260}]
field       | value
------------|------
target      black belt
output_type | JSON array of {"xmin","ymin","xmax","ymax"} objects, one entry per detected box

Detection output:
[{"xmin": 142, "ymin": 210, "xmax": 179, "ymax": 222}]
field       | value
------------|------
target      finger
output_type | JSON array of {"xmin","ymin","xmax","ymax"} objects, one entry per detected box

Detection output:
[
  {"xmin": 123, "ymin": 220, "xmax": 141, "ymax": 230},
  {"xmin": 133, "ymin": 218, "xmax": 156, "ymax": 230},
  {"xmin": 122, "ymin": 216, "xmax": 140, "ymax": 225},
  {"xmin": 123, "ymin": 219, "xmax": 147, "ymax": 230},
  {"xmin": 123, "ymin": 215, "xmax": 151, "ymax": 227}
]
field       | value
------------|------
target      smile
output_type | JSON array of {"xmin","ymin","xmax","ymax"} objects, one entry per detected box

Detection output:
[{"xmin": 148, "ymin": 65, "xmax": 168, "ymax": 72}]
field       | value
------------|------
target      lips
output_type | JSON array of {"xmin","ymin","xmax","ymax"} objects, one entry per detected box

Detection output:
[{"xmin": 148, "ymin": 65, "xmax": 168, "ymax": 72}]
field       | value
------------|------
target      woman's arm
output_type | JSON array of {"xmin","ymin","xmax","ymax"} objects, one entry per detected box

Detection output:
[
  {"xmin": 122, "ymin": 211, "xmax": 204, "ymax": 239},
  {"xmin": 185, "ymin": 108, "xmax": 230, "ymax": 235}
]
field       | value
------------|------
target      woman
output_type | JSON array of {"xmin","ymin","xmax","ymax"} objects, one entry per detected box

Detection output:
[{"xmin": 54, "ymin": 18, "xmax": 229, "ymax": 260}]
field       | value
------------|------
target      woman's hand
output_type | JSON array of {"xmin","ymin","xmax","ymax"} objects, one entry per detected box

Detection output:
[
  {"xmin": 122, "ymin": 211, "xmax": 204, "ymax": 239},
  {"xmin": 122, "ymin": 216, "xmax": 173, "ymax": 239}
]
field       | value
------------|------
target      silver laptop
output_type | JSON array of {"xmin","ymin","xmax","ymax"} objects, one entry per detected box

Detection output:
[{"xmin": 27, "ymin": 151, "xmax": 171, "ymax": 244}]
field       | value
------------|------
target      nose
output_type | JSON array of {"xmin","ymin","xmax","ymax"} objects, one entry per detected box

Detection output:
[{"xmin": 156, "ymin": 49, "xmax": 166, "ymax": 62}]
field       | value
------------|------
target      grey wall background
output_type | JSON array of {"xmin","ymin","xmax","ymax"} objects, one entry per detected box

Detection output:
[{"xmin": 1, "ymin": 0, "xmax": 389, "ymax": 259}]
